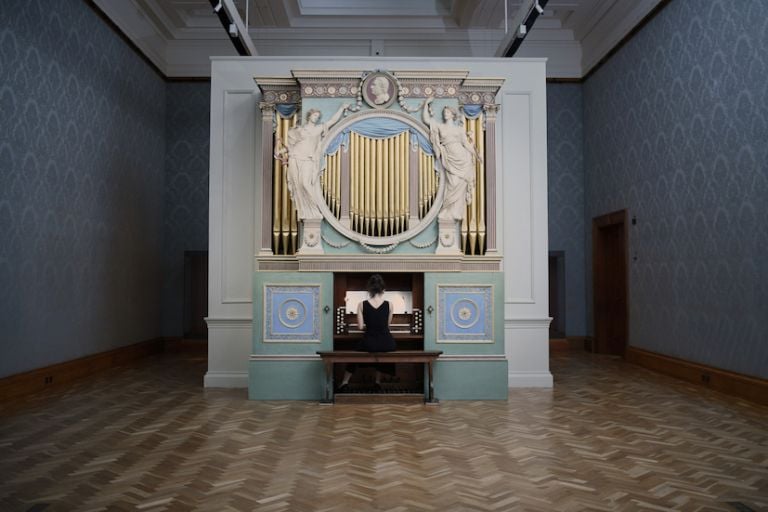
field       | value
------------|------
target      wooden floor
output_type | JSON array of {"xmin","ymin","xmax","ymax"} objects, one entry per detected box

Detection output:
[{"xmin": 1, "ymin": 351, "xmax": 766, "ymax": 512}]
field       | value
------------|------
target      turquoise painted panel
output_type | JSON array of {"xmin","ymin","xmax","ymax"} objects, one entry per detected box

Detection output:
[
  {"xmin": 424, "ymin": 273, "xmax": 504, "ymax": 355},
  {"xmin": 433, "ymin": 360, "xmax": 508, "ymax": 400},
  {"xmin": 265, "ymin": 285, "xmax": 320, "ymax": 341},
  {"xmin": 249, "ymin": 360, "xmax": 324, "ymax": 400},
  {"xmin": 437, "ymin": 285, "xmax": 493, "ymax": 341},
  {"xmin": 253, "ymin": 272, "xmax": 333, "ymax": 354},
  {"xmin": 320, "ymin": 221, "xmax": 439, "ymax": 255}
]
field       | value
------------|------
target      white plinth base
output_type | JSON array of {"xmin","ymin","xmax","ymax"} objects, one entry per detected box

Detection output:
[
  {"xmin": 435, "ymin": 218, "xmax": 462, "ymax": 255},
  {"xmin": 297, "ymin": 219, "xmax": 324, "ymax": 254}
]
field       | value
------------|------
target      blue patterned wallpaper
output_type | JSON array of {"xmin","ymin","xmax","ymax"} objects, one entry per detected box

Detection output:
[
  {"xmin": 0, "ymin": 0, "xmax": 166, "ymax": 377},
  {"xmin": 162, "ymin": 83, "xmax": 210, "ymax": 336},
  {"xmin": 584, "ymin": 0, "xmax": 768, "ymax": 378},
  {"xmin": 547, "ymin": 84, "xmax": 586, "ymax": 337}
]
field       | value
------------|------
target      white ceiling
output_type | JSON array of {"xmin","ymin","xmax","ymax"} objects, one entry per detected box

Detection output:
[{"xmin": 94, "ymin": 0, "xmax": 664, "ymax": 78}]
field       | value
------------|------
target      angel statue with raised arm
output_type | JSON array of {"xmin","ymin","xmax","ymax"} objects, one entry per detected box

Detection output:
[
  {"xmin": 285, "ymin": 103, "xmax": 350, "ymax": 220},
  {"xmin": 422, "ymin": 97, "xmax": 483, "ymax": 222}
]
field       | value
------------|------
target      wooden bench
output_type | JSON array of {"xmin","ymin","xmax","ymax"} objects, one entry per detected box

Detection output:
[{"xmin": 317, "ymin": 350, "xmax": 443, "ymax": 403}]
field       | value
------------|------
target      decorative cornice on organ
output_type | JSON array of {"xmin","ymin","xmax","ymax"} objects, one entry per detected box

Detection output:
[
  {"xmin": 255, "ymin": 70, "xmax": 505, "ymax": 104},
  {"xmin": 256, "ymin": 254, "xmax": 503, "ymax": 272},
  {"xmin": 461, "ymin": 78, "xmax": 506, "ymax": 90},
  {"xmin": 291, "ymin": 70, "xmax": 364, "ymax": 80},
  {"xmin": 393, "ymin": 71, "xmax": 469, "ymax": 80},
  {"xmin": 458, "ymin": 77, "xmax": 506, "ymax": 106},
  {"xmin": 254, "ymin": 76, "xmax": 301, "ymax": 105}
]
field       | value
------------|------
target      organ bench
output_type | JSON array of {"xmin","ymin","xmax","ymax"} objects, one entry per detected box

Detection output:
[{"xmin": 317, "ymin": 350, "xmax": 443, "ymax": 404}]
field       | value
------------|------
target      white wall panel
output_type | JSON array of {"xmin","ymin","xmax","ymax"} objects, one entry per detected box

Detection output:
[
  {"xmin": 206, "ymin": 57, "xmax": 552, "ymax": 388},
  {"xmin": 221, "ymin": 91, "xmax": 256, "ymax": 304}
]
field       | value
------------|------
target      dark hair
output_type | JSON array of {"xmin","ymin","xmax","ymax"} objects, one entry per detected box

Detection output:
[{"xmin": 366, "ymin": 274, "xmax": 386, "ymax": 297}]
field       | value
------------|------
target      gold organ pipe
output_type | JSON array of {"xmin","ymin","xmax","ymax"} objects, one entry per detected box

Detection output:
[
  {"xmin": 330, "ymin": 152, "xmax": 335, "ymax": 216},
  {"xmin": 364, "ymin": 137, "xmax": 371, "ymax": 235},
  {"xmin": 373, "ymin": 139, "xmax": 383, "ymax": 236},
  {"xmin": 419, "ymin": 152, "xmax": 426, "ymax": 218},
  {"xmin": 335, "ymin": 151, "xmax": 340, "ymax": 217},
  {"xmin": 432, "ymin": 156, "xmax": 437, "ymax": 207},
  {"xmin": 400, "ymin": 135, "xmax": 405, "ymax": 233},
  {"xmin": 280, "ymin": 117, "xmax": 292, "ymax": 254},
  {"xmin": 429, "ymin": 155, "xmax": 436, "ymax": 211},
  {"xmin": 393, "ymin": 134, "xmax": 399, "ymax": 233},
  {"xmin": 321, "ymin": 156, "xmax": 327, "ymax": 204},
  {"xmin": 395, "ymin": 133, "xmax": 405, "ymax": 233},
  {"xmin": 359, "ymin": 136, "xmax": 364, "ymax": 234},
  {"xmin": 358, "ymin": 133, "xmax": 364, "ymax": 233},
  {"xmin": 331, "ymin": 152, "xmax": 338, "ymax": 217},
  {"xmin": 387, "ymin": 137, "xmax": 394, "ymax": 235},
  {"xmin": 351, "ymin": 133, "xmax": 357, "ymax": 231},
  {"xmin": 420, "ymin": 152, "xmax": 425, "ymax": 218},
  {"xmin": 333, "ymin": 151, "xmax": 341, "ymax": 218},
  {"xmin": 390, "ymin": 137, "xmax": 396, "ymax": 234},
  {"xmin": 403, "ymin": 134, "xmax": 408, "ymax": 229},
  {"xmin": 427, "ymin": 153, "xmax": 434, "ymax": 213},
  {"xmin": 382, "ymin": 137, "xmax": 389, "ymax": 236},
  {"xmin": 469, "ymin": 118, "xmax": 479, "ymax": 255}
]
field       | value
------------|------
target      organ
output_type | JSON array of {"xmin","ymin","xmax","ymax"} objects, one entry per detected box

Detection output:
[{"xmin": 248, "ymin": 69, "xmax": 511, "ymax": 401}]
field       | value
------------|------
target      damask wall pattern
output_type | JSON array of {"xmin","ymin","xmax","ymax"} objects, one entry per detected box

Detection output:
[
  {"xmin": 162, "ymin": 83, "xmax": 210, "ymax": 336},
  {"xmin": 584, "ymin": 0, "xmax": 768, "ymax": 378},
  {"xmin": 547, "ymin": 84, "xmax": 586, "ymax": 337},
  {"xmin": 0, "ymin": 0, "xmax": 166, "ymax": 377}
]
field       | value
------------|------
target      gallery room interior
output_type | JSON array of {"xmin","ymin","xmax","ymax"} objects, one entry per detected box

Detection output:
[{"xmin": 0, "ymin": 0, "xmax": 766, "ymax": 510}]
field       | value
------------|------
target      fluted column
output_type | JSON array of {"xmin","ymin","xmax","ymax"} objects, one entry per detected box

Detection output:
[
  {"xmin": 258, "ymin": 102, "xmax": 276, "ymax": 256},
  {"xmin": 483, "ymin": 103, "xmax": 500, "ymax": 254}
]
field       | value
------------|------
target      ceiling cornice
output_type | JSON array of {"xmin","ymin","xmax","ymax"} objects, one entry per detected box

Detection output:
[{"xmin": 91, "ymin": 0, "xmax": 669, "ymax": 81}]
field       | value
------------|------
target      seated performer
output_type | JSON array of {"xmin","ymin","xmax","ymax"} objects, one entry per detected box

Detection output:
[{"xmin": 337, "ymin": 274, "xmax": 396, "ymax": 392}]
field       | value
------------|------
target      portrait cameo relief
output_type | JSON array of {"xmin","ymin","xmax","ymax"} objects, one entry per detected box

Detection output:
[{"xmin": 361, "ymin": 72, "xmax": 396, "ymax": 109}]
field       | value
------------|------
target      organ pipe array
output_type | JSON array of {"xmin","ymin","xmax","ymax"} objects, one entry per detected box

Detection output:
[
  {"xmin": 463, "ymin": 114, "xmax": 486, "ymax": 255},
  {"xmin": 272, "ymin": 113, "xmax": 298, "ymax": 255},
  {"xmin": 341, "ymin": 132, "xmax": 418, "ymax": 237},
  {"xmin": 272, "ymin": 112, "xmax": 486, "ymax": 255}
]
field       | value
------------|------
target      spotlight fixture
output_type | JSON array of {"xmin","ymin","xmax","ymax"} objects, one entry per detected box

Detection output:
[
  {"xmin": 500, "ymin": 0, "xmax": 550, "ymax": 57},
  {"xmin": 208, "ymin": 0, "xmax": 256, "ymax": 56}
]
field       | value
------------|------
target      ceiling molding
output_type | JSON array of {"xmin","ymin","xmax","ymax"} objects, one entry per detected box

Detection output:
[
  {"xmin": 93, "ymin": 0, "xmax": 667, "ymax": 80},
  {"xmin": 579, "ymin": 0, "xmax": 664, "ymax": 76}
]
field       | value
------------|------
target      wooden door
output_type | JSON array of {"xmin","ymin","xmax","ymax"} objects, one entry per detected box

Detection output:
[
  {"xmin": 592, "ymin": 211, "xmax": 628, "ymax": 356},
  {"xmin": 548, "ymin": 251, "xmax": 565, "ymax": 338},
  {"xmin": 183, "ymin": 251, "xmax": 208, "ymax": 339}
]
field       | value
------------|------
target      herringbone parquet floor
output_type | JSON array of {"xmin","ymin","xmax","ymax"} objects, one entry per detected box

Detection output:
[{"xmin": 1, "ymin": 350, "xmax": 766, "ymax": 512}]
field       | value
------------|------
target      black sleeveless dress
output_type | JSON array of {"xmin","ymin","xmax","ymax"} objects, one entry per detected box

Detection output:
[{"xmin": 358, "ymin": 300, "xmax": 396, "ymax": 352}]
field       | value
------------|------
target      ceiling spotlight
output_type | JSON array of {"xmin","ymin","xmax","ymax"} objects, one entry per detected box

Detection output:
[
  {"xmin": 518, "ymin": 24, "xmax": 527, "ymax": 38},
  {"xmin": 213, "ymin": 1, "xmax": 222, "ymax": 13},
  {"xmin": 228, "ymin": 23, "xmax": 238, "ymax": 37},
  {"xmin": 534, "ymin": 1, "xmax": 544, "ymax": 15}
]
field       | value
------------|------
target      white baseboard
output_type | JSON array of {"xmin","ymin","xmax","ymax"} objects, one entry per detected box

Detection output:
[
  {"xmin": 508, "ymin": 371, "xmax": 553, "ymax": 388},
  {"xmin": 203, "ymin": 371, "xmax": 248, "ymax": 388}
]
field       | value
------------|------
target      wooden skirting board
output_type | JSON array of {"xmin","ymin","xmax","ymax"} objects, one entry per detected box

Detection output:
[
  {"xmin": 0, "ymin": 337, "xmax": 203, "ymax": 403},
  {"xmin": 549, "ymin": 337, "xmax": 593, "ymax": 352},
  {"xmin": 626, "ymin": 347, "xmax": 768, "ymax": 406}
]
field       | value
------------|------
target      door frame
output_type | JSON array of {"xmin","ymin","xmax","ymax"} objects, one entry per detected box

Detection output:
[{"xmin": 592, "ymin": 209, "xmax": 629, "ymax": 356}]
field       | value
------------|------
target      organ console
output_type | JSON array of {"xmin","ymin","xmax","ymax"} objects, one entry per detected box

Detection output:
[{"xmin": 332, "ymin": 272, "xmax": 425, "ymax": 393}]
